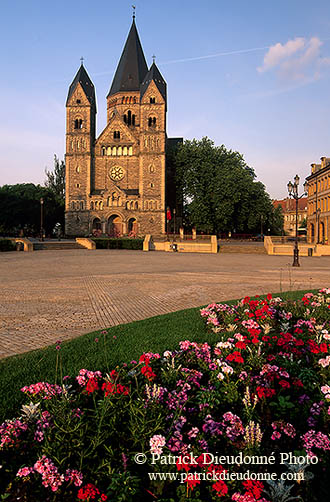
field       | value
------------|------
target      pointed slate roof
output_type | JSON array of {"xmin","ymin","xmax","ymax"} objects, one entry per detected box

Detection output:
[
  {"xmin": 107, "ymin": 19, "xmax": 148, "ymax": 97},
  {"xmin": 66, "ymin": 64, "xmax": 96, "ymax": 108},
  {"xmin": 140, "ymin": 62, "xmax": 167, "ymax": 102}
]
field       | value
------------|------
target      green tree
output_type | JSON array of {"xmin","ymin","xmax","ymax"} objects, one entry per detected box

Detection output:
[
  {"xmin": 174, "ymin": 137, "xmax": 281, "ymax": 235},
  {"xmin": 44, "ymin": 155, "xmax": 65, "ymax": 203}
]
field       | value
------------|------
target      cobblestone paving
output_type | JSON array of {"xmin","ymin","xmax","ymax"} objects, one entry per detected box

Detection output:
[{"xmin": 1, "ymin": 249, "xmax": 329, "ymax": 358}]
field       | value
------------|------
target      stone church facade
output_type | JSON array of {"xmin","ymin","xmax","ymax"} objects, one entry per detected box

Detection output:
[{"xmin": 65, "ymin": 17, "xmax": 181, "ymax": 237}]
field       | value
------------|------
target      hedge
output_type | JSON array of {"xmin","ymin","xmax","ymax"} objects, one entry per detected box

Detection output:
[
  {"xmin": 0, "ymin": 239, "xmax": 16, "ymax": 252},
  {"xmin": 91, "ymin": 238, "xmax": 144, "ymax": 250}
]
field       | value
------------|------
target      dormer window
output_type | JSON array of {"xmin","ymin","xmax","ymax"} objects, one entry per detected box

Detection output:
[
  {"xmin": 150, "ymin": 97, "xmax": 155, "ymax": 104},
  {"xmin": 114, "ymin": 130, "xmax": 120, "ymax": 139}
]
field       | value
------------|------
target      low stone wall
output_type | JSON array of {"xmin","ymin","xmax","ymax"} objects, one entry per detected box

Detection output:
[
  {"xmin": 12, "ymin": 238, "xmax": 34, "ymax": 252},
  {"xmin": 76, "ymin": 238, "xmax": 96, "ymax": 250},
  {"xmin": 143, "ymin": 235, "xmax": 217, "ymax": 253}
]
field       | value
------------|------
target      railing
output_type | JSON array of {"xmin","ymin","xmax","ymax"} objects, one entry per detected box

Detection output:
[
  {"xmin": 218, "ymin": 233, "xmax": 262, "ymax": 240},
  {"xmin": 271, "ymin": 236, "xmax": 307, "ymax": 243},
  {"xmin": 152, "ymin": 233, "xmax": 212, "ymax": 242}
]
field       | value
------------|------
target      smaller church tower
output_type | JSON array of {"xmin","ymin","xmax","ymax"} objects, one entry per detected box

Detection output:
[{"xmin": 65, "ymin": 62, "xmax": 96, "ymax": 235}]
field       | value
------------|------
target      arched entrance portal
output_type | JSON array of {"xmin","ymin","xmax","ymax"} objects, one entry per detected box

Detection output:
[
  {"xmin": 92, "ymin": 218, "xmax": 101, "ymax": 231},
  {"xmin": 108, "ymin": 215, "xmax": 122, "ymax": 237},
  {"xmin": 128, "ymin": 218, "xmax": 137, "ymax": 234}
]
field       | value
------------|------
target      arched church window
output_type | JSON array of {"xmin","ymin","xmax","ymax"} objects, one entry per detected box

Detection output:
[
  {"xmin": 149, "ymin": 165, "xmax": 154, "ymax": 173},
  {"xmin": 133, "ymin": 97, "xmax": 137, "ymax": 103},
  {"xmin": 123, "ymin": 146, "xmax": 128, "ymax": 156},
  {"xmin": 127, "ymin": 110, "xmax": 132, "ymax": 125},
  {"xmin": 135, "ymin": 201, "xmax": 138, "ymax": 210},
  {"xmin": 74, "ymin": 119, "xmax": 83, "ymax": 129},
  {"xmin": 150, "ymin": 97, "xmax": 155, "ymax": 103},
  {"xmin": 148, "ymin": 117, "xmax": 156, "ymax": 127},
  {"xmin": 72, "ymin": 201, "xmax": 75, "ymax": 210},
  {"xmin": 107, "ymin": 147, "xmax": 111, "ymax": 156},
  {"xmin": 102, "ymin": 147, "xmax": 106, "ymax": 156},
  {"xmin": 91, "ymin": 201, "xmax": 94, "ymax": 210},
  {"xmin": 112, "ymin": 146, "xmax": 117, "ymax": 156},
  {"xmin": 122, "ymin": 97, "xmax": 125, "ymax": 104},
  {"xmin": 80, "ymin": 201, "xmax": 84, "ymax": 210},
  {"xmin": 76, "ymin": 99, "xmax": 81, "ymax": 104},
  {"xmin": 128, "ymin": 146, "xmax": 133, "ymax": 156},
  {"xmin": 117, "ymin": 146, "xmax": 122, "ymax": 156},
  {"xmin": 114, "ymin": 130, "xmax": 120, "ymax": 139}
]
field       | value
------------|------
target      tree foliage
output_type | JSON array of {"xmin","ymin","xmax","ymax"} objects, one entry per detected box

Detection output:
[
  {"xmin": 174, "ymin": 137, "xmax": 283, "ymax": 235},
  {"xmin": 0, "ymin": 157, "xmax": 65, "ymax": 236},
  {"xmin": 44, "ymin": 155, "xmax": 65, "ymax": 204}
]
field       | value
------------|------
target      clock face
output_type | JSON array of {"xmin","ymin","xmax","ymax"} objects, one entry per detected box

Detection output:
[{"xmin": 110, "ymin": 166, "xmax": 124, "ymax": 181}]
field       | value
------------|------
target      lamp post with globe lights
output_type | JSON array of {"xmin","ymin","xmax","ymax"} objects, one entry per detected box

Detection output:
[{"xmin": 287, "ymin": 175, "xmax": 308, "ymax": 267}]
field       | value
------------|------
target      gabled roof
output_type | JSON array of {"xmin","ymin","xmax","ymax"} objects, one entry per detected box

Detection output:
[
  {"xmin": 140, "ymin": 62, "xmax": 167, "ymax": 102},
  {"xmin": 273, "ymin": 197, "xmax": 308, "ymax": 212},
  {"xmin": 107, "ymin": 19, "xmax": 148, "ymax": 97},
  {"xmin": 66, "ymin": 64, "xmax": 96, "ymax": 108}
]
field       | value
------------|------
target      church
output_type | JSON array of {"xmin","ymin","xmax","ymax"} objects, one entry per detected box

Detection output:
[{"xmin": 65, "ymin": 15, "xmax": 181, "ymax": 237}]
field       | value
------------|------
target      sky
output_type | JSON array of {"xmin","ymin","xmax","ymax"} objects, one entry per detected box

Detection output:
[{"xmin": 1, "ymin": 0, "xmax": 330, "ymax": 199}]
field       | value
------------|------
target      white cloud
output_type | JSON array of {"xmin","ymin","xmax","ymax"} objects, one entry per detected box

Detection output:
[{"xmin": 258, "ymin": 36, "xmax": 330, "ymax": 81}]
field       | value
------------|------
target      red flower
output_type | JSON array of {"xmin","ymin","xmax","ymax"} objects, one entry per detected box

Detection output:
[
  {"xmin": 77, "ymin": 483, "xmax": 100, "ymax": 500},
  {"xmin": 187, "ymin": 474, "xmax": 200, "ymax": 490},
  {"xmin": 100, "ymin": 495, "xmax": 107, "ymax": 501},
  {"xmin": 320, "ymin": 343, "xmax": 328, "ymax": 353},
  {"xmin": 267, "ymin": 293, "xmax": 272, "ymax": 301},
  {"xmin": 141, "ymin": 365, "xmax": 156, "ymax": 380},
  {"xmin": 212, "ymin": 479, "xmax": 228, "ymax": 497},
  {"xmin": 278, "ymin": 379, "xmax": 290, "ymax": 389},
  {"xmin": 176, "ymin": 456, "xmax": 190, "ymax": 472},
  {"xmin": 256, "ymin": 386, "xmax": 275, "ymax": 399},
  {"xmin": 139, "ymin": 354, "xmax": 150, "ymax": 364},
  {"xmin": 226, "ymin": 351, "xmax": 244, "ymax": 364},
  {"xmin": 85, "ymin": 378, "xmax": 99, "ymax": 395},
  {"xmin": 243, "ymin": 479, "xmax": 264, "ymax": 499}
]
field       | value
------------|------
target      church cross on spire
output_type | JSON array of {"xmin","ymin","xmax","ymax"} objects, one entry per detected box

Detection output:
[
  {"xmin": 132, "ymin": 5, "xmax": 136, "ymax": 19},
  {"xmin": 80, "ymin": 56, "xmax": 84, "ymax": 66}
]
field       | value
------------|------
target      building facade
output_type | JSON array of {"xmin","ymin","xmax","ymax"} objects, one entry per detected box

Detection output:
[
  {"xmin": 273, "ymin": 198, "xmax": 307, "ymax": 236},
  {"xmin": 306, "ymin": 156, "xmax": 330, "ymax": 244},
  {"xmin": 65, "ymin": 17, "xmax": 180, "ymax": 237}
]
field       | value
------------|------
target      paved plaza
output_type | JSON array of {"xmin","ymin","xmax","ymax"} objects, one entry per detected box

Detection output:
[{"xmin": 1, "ymin": 249, "xmax": 330, "ymax": 359}]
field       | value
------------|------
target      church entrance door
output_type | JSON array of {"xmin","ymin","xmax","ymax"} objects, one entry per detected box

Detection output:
[{"xmin": 108, "ymin": 215, "xmax": 122, "ymax": 237}]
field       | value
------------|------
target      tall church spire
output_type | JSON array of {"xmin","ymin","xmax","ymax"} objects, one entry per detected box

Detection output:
[{"xmin": 107, "ymin": 19, "xmax": 148, "ymax": 97}]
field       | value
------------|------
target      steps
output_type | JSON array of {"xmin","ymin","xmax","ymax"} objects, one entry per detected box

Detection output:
[
  {"xmin": 219, "ymin": 245, "xmax": 267, "ymax": 254},
  {"xmin": 33, "ymin": 241, "xmax": 85, "ymax": 251}
]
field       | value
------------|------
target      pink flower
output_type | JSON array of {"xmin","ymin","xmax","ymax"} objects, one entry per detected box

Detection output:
[
  {"xmin": 17, "ymin": 466, "xmax": 34, "ymax": 477},
  {"xmin": 150, "ymin": 434, "xmax": 166, "ymax": 455}
]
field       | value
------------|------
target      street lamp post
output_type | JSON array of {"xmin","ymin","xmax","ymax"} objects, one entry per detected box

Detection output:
[
  {"xmin": 40, "ymin": 198, "xmax": 44, "ymax": 241},
  {"xmin": 287, "ymin": 175, "xmax": 308, "ymax": 267}
]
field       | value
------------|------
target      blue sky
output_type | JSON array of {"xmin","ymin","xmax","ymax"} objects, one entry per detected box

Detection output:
[{"xmin": 1, "ymin": 0, "xmax": 330, "ymax": 198}]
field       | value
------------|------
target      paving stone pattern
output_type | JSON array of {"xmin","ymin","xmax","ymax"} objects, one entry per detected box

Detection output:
[{"xmin": 1, "ymin": 250, "xmax": 329, "ymax": 358}]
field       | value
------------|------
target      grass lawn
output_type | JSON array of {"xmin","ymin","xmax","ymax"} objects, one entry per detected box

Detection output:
[{"xmin": 0, "ymin": 288, "xmax": 315, "ymax": 423}]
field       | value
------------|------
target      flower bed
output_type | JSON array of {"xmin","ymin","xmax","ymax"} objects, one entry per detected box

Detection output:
[{"xmin": 1, "ymin": 290, "xmax": 330, "ymax": 501}]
